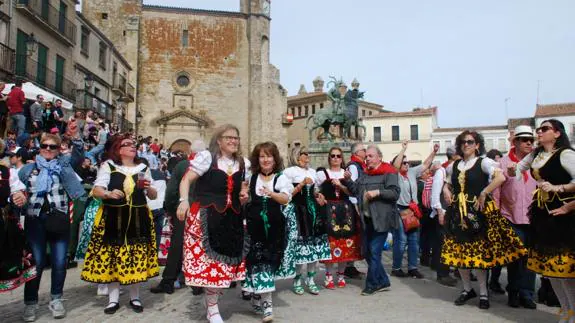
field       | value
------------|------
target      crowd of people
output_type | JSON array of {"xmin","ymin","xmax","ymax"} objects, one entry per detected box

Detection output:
[{"xmin": 0, "ymin": 93, "xmax": 573, "ymax": 323}]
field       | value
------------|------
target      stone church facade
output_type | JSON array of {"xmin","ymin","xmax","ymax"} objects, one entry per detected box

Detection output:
[{"xmin": 81, "ymin": 0, "xmax": 287, "ymax": 154}]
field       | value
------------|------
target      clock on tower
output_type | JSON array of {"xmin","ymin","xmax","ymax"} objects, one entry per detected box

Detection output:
[{"xmin": 262, "ymin": 0, "xmax": 270, "ymax": 16}]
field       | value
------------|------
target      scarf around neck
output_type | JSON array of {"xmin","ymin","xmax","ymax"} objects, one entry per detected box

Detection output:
[
  {"xmin": 35, "ymin": 155, "xmax": 62, "ymax": 196},
  {"xmin": 508, "ymin": 149, "xmax": 529, "ymax": 183},
  {"xmin": 350, "ymin": 155, "xmax": 367, "ymax": 171},
  {"xmin": 365, "ymin": 162, "xmax": 397, "ymax": 176}
]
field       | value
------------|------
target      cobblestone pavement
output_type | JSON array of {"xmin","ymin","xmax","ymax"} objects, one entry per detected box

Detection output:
[{"xmin": 0, "ymin": 252, "xmax": 558, "ymax": 323}]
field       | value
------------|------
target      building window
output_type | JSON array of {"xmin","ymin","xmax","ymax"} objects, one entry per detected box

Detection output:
[
  {"xmin": 410, "ymin": 125, "xmax": 419, "ymax": 140},
  {"xmin": 320, "ymin": 103, "xmax": 324, "ymax": 109},
  {"xmin": 101, "ymin": 13, "xmax": 108, "ymax": 20},
  {"xmin": 362, "ymin": 110, "xmax": 366, "ymax": 117},
  {"xmin": 298, "ymin": 106, "xmax": 301, "ymax": 116},
  {"xmin": 392, "ymin": 125, "xmax": 400, "ymax": 141},
  {"xmin": 312, "ymin": 104, "xmax": 315, "ymax": 114},
  {"xmin": 99, "ymin": 41, "xmax": 107, "ymax": 70},
  {"xmin": 373, "ymin": 126, "xmax": 381, "ymax": 142},
  {"xmin": 444, "ymin": 140, "xmax": 451, "ymax": 151},
  {"xmin": 182, "ymin": 29, "xmax": 189, "ymax": 47},
  {"xmin": 80, "ymin": 26, "xmax": 90, "ymax": 56},
  {"xmin": 305, "ymin": 105, "xmax": 308, "ymax": 116},
  {"xmin": 176, "ymin": 74, "xmax": 190, "ymax": 87},
  {"xmin": 290, "ymin": 107, "xmax": 294, "ymax": 115},
  {"xmin": 369, "ymin": 111, "xmax": 373, "ymax": 116}
]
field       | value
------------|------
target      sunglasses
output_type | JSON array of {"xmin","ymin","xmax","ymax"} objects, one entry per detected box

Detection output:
[
  {"xmin": 461, "ymin": 140, "xmax": 476, "ymax": 146},
  {"xmin": 402, "ymin": 161, "xmax": 410, "ymax": 165},
  {"xmin": 518, "ymin": 137, "xmax": 534, "ymax": 143},
  {"xmin": 40, "ymin": 144, "xmax": 59, "ymax": 150},
  {"xmin": 221, "ymin": 135, "xmax": 240, "ymax": 141},
  {"xmin": 536, "ymin": 125, "xmax": 554, "ymax": 133},
  {"xmin": 330, "ymin": 154, "xmax": 342, "ymax": 159},
  {"xmin": 120, "ymin": 142, "xmax": 136, "ymax": 148}
]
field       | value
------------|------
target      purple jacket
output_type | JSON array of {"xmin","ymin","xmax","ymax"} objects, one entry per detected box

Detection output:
[{"xmin": 493, "ymin": 154, "xmax": 537, "ymax": 225}]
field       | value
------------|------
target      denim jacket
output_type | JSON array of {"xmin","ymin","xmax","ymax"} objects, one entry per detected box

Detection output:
[{"xmin": 18, "ymin": 139, "xmax": 86, "ymax": 201}]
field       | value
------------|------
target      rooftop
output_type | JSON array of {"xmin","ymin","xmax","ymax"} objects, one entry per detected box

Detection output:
[
  {"xmin": 142, "ymin": 5, "xmax": 248, "ymax": 18},
  {"xmin": 365, "ymin": 106, "xmax": 437, "ymax": 118},
  {"xmin": 535, "ymin": 102, "xmax": 575, "ymax": 118},
  {"xmin": 434, "ymin": 125, "xmax": 508, "ymax": 133}
]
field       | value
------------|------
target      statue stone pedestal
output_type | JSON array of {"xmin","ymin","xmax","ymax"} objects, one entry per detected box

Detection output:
[{"xmin": 308, "ymin": 141, "xmax": 355, "ymax": 169}]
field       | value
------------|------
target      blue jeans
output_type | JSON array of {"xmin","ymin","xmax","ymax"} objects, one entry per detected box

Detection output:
[
  {"xmin": 152, "ymin": 208, "xmax": 165, "ymax": 250},
  {"xmin": 363, "ymin": 218, "xmax": 390, "ymax": 290},
  {"xmin": 85, "ymin": 144, "xmax": 105, "ymax": 164},
  {"xmin": 507, "ymin": 224, "xmax": 535, "ymax": 300},
  {"xmin": 11, "ymin": 114, "xmax": 26, "ymax": 136},
  {"xmin": 392, "ymin": 215, "xmax": 420, "ymax": 270},
  {"xmin": 24, "ymin": 214, "xmax": 70, "ymax": 304}
]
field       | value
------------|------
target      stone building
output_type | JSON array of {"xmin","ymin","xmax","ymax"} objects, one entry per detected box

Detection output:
[
  {"xmin": 432, "ymin": 125, "xmax": 511, "ymax": 162},
  {"xmin": 0, "ymin": 1, "xmax": 15, "ymax": 82},
  {"xmin": 286, "ymin": 76, "xmax": 384, "ymax": 149},
  {"xmin": 80, "ymin": 0, "xmax": 287, "ymax": 154},
  {"xmin": 74, "ymin": 12, "xmax": 134, "ymax": 130}
]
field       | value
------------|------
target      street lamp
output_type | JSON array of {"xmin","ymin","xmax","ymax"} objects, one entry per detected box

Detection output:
[
  {"xmin": 25, "ymin": 33, "xmax": 37, "ymax": 57},
  {"xmin": 84, "ymin": 73, "xmax": 94, "ymax": 89}
]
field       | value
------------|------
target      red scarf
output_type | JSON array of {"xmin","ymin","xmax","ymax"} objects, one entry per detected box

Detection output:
[
  {"xmin": 350, "ymin": 155, "xmax": 367, "ymax": 171},
  {"xmin": 441, "ymin": 160, "xmax": 450, "ymax": 169},
  {"xmin": 508, "ymin": 149, "xmax": 528, "ymax": 183},
  {"xmin": 188, "ymin": 152, "xmax": 197, "ymax": 160},
  {"xmin": 399, "ymin": 170, "xmax": 408, "ymax": 178},
  {"xmin": 422, "ymin": 177, "xmax": 433, "ymax": 209},
  {"xmin": 365, "ymin": 162, "xmax": 397, "ymax": 176}
]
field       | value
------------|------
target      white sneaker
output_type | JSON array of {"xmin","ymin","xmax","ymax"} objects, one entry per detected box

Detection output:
[
  {"xmin": 207, "ymin": 313, "xmax": 224, "ymax": 323},
  {"xmin": 49, "ymin": 299, "xmax": 66, "ymax": 319},
  {"xmin": 22, "ymin": 304, "xmax": 38, "ymax": 322}
]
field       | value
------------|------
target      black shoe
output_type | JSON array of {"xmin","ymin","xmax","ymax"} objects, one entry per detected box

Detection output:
[
  {"xmin": 104, "ymin": 302, "xmax": 120, "ymax": 314},
  {"xmin": 66, "ymin": 260, "xmax": 78, "ymax": 269},
  {"xmin": 241, "ymin": 291, "xmax": 252, "ymax": 301},
  {"xmin": 191, "ymin": 287, "xmax": 204, "ymax": 295},
  {"xmin": 408, "ymin": 269, "xmax": 424, "ymax": 279},
  {"xmin": 361, "ymin": 287, "xmax": 377, "ymax": 296},
  {"xmin": 489, "ymin": 281, "xmax": 506, "ymax": 295},
  {"xmin": 129, "ymin": 299, "xmax": 144, "ymax": 313},
  {"xmin": 150, "ymin": 281, "xmax": 174, "ymax": 294},
  {"xmin": 454, "ymin": 289, "xmax": 477, "ymax": 305},
  {"xmin": 437, "ymin": 276, "xmax": 458, "ymax": 287},
  {"xmin": 344, "ymin": 266, "xmax": 363, "ymax": 279},
  {"xmin": 519, "ymin": 297, "xmax": 537, "ymax": 309},
  {"xmin": 391, "ymin": 269, "xmax": 407, "ymax": 278},
  {"xmin": 479, "ymin": 297, "xmax": 490, "ymax": 310},
  {"xmin": 508, "ymin": 292, "xmax": 520, "ymax": 308},
  {"xmin": 375, "ymin": 283, "xmax": 391, "ymax": 292}
]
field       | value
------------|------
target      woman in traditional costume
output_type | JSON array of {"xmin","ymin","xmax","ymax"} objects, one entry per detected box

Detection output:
[
  {"xmin": 317, "ymin": 147, "xmax": 361, "ymax": 289},
  {"xmin": 242, "ymin": 141, "xmax": 297, "ymax": 322},
  {"xmin": 81, "ymin": 135, "xmax": 159, "ymax": 314},
  {"xmin": 177, "ymin": 124, "xmax": 250, "ymax": 323},
  {"xmin": 441, "ymin": 130, "xmax": 526, "ymax": 309},
  {"xmin": 510, "ymin": 119, "xmax": 575, "ymax": 322},
  {"xmin": 283, "ymin": 146, "xmax": 331, "ymax": 295}
]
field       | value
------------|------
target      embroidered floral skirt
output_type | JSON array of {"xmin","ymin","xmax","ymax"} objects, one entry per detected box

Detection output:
[
  {"xmin": 183, "ymin": 202, "xmax": 247, "ymax": 288},
  {"xmin": 158, "ymin": 215, "xmax": 173, "ymax": 266},
  {"xmin": 321, "ymin": 200, "xmax": 362, "ymax": 264},
  {"xmin": 441, "ymin": 201, "xmax": 526, "ymax": 269},
  {"xmin": 81, "ymin": 205, "xmax": 159, "ymax": 285},
  {"xmin": 0, "ymin": 213, "xmax": 36, "ymax": 292},
  {"xmin": 242, "ymin": 203, "xmax": 298, "ymax": 294}
]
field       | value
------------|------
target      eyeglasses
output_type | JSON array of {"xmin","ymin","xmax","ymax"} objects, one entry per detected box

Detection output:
[
  {"xmin": 518, "ymin": 137, "xmax": 534, "ymax": 143},
  {"xmin": 402, "ymin": 161, "xmax": 410, "ymax": 165},
  {"xmin": 120, "ymin": 142, "xmax": 136, "ymax": 148},
  {"xmin": 461, "ymin": 140, "xmax": 476, "ymax": 146},
  {"xmin": 536, "ymin": 125, "xmax": 554, "ymax": 133},
  {"xmin": 300, "ymin": 152, "xmax": 309, "ymax": 156},
  {"xmin": 221, "ymin": 135, "xmax": 240, "ymax": 141},
  {"xmin": 330, "ymin": 154, "xmax": 342, "ymax": 159},
  {"xmin": 40, "ymin": 144, "xmax": 59, "ymax": 150}
]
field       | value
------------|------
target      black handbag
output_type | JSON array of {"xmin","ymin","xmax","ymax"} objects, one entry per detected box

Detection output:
[{"xmin": 44, "ymin": 209, "xmax": 70, "ymax": 234}]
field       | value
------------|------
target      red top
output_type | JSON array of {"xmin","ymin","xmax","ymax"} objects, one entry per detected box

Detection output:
[
  {"xmin": 149, "ymin": 143, "xmax": 160, "ymax": 154},
  {"xmin": 7, "ymin": 86, "xmax": 25, "ymax": 115}
]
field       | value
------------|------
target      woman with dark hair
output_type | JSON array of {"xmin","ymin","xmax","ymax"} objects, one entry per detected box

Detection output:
[
  {"xmin": 283, "ymin": 146, "xmax": 331, "ymax": 296},
  {"xmin": 81, "ymin": 134, "xmax": 159, "ymax": 315},
  {"xmin": 441, "ymin": 130, "xmax": 526, "ymax": 310},
  {"xmin": 509, "ymin": 119, "xmax": 575, "ymax": 321},
  {"xmin": 177, "ymin": 124, "xmax": 250, "ymax": 323},
  {"xmin": 317, "ymin": 147, "xmax": 361, "ymax": 289},
  {"xmin": 242, "ymin": 141, "xmax": 297, "ymax": 322},
  {"xmin": 486, "ymin": 149, "xmax": 503, "ymax": 162}
]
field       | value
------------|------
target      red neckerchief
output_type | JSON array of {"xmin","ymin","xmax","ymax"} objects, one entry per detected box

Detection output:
[
  {"xmin": 350, "ymin": 155, "xmax": 367, "ymax": 171},
  {"xmin": 441, "ymin": 160, "xmax": 450, "ymax": 169},
  {"xmin": 365, "ymin": 162, "xmax": 397, "ymax": 175},
  {"xmin": 188, "ymin": 152, "xmax": 196, "ymax": 160},
  {"xmin": 508, "ymin": 149, "xmax": 528, "ymax": 183},
  {"xmin": 399, "ymin": 170, "xmax": 408, "ymax": 179}
]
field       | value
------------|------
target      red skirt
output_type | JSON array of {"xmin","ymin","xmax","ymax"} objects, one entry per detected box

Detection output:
[{"xmin": 183, "ymin": 202, "xmax": 245, "ymax": 288}]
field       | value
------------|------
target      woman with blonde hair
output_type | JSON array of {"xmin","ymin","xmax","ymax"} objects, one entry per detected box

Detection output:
[
  {"xmin": 177, "ymin": 124, "xmax": 250, "ymax": 323},
  {"xmin": 283, "ymin": 146, "xmax": 331, "ymax": 295}
]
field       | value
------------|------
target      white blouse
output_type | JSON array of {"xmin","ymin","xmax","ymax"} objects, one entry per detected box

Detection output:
[
  {"xmin": 316, "ymin": 168, "xmax": 345, "ymax": 185},
  {"xmin": 249, "ymin": 173, "xmax": 293, "ymax": 203},
  {"xmin": 94, "ymin": 160, "xmax": 153, "ymax": 188},
  {"xmin": 518, "ymin": 149, "xmax": 575, "ymax": 183},
  {"xmin": 190, "ymin": 150, "xmax": 251, "ymax": 178},
  {"xmin": 283, "ymin": 166, "xmax": 318, "ymax": 185},
  {"xmin": 445, "ymin": 157, "xmax": 499, "ymax": 184}
]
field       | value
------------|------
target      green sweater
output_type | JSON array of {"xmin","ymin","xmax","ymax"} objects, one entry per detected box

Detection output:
[{"xmin": 163, "ymin": 159, "xmax": 195, "ymax": 213}]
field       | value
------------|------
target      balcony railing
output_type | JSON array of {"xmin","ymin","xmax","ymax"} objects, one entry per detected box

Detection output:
[
  {"xmin": 15, "ymin": 54, "xmax": 75, "ymax": 100},
  {"xmin": 112, "ymin": 74, "xmax": 127, "ymax": 96},
  {"xmin": 126, "ymin": 83, "xmax": 134, "ymax": 101},
  {"xmin": 17, "ymin": 0, "xmax": 76, "ymax": 45},
  {"xmin": 0, "ymin": 42, "xmax": 15, "ymax": 75},
  {"xmin": 118, "ymin": 117, "xmax": 133, "ymax": 133},
  {"xmin": 76, "ymin": 90, "xmax": 115, "ymax": 122}
]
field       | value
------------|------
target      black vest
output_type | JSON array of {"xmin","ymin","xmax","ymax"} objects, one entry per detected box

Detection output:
[
  {"xmin": 319, "ymin": 169, "xmax": 349, "ymax": 201},
  {"xmin": 102, "ymin": 163, "xmax": 148, "ymax": 206},
  {"xmin": 194, "ymin": 155, "xmax": 245, "ymax": 214},
  {"xmin": 452, "ymin": 158, "xmax": 489, "ymax": 198}
]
